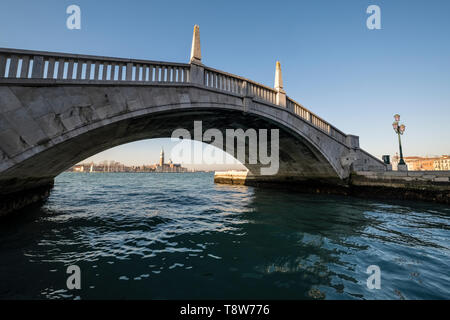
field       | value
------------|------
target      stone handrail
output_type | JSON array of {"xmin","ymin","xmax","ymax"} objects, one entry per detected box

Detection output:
[
  {"xmin": 0, "ymin": 47, "xmax": 349, "ymax": 146},
  {"xmin": 202, "ymin": 65, "xmax": 347, "ymax": 144},
  {"xmin": 0, "ymin": 48, "xmax": 190, "ymax": 83},
  {"xmin": 203, "ymin": 66, "xmax": 277, "ymax": 104},
  {"xmin": 286, "ymin": 97, "xmax": 347, "ymax": 144}
]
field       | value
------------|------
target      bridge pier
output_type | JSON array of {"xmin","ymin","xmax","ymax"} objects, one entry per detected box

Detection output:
[{"xmin": 0, "ymin": 178, "xmax": 54, "ymax": 217}]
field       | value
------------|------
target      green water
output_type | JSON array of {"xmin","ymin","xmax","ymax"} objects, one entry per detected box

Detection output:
[{"xmin": 0, "ymin": 172, "xmax": 449, "ymax": 299}]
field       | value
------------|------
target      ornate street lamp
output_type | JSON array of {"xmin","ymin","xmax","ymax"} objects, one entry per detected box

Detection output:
[{"xmin": 392, "ymin": 114, "xmax": 406, "ymax": 166}]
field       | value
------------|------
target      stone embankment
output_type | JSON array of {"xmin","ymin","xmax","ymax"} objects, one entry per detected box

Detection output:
[{"xmin": 214, "ymin": 170, "xmax": 450, "ymax": 204}]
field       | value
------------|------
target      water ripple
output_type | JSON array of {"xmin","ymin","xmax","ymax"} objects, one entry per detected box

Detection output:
[{"xmin": 0, "ymin": 172, "xmax": 449, "ymax": 300}]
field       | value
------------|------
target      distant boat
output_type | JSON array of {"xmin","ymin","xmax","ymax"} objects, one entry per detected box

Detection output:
[{"xmin": 89, "ymin": 164, "xmax": 94, "ymax": 173}]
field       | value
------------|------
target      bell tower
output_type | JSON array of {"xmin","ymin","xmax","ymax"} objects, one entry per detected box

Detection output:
[{"xmin": 159, "ymin": 148, "xmax": 165, "ymax": 166}]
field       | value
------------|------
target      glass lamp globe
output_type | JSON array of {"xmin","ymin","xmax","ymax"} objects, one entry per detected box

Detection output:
[{"xmin": 392, "ymin": 122, "xmax": 398, "ymax": 130}]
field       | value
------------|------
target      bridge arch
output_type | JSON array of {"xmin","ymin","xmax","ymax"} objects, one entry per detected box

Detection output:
[
  {"xmin": 0, "ymin": 84, "xmax": 345, "ymax": 189},
  {"xmin": 0, "ymin": 26, "xmax": 386, "ymax": 215}
]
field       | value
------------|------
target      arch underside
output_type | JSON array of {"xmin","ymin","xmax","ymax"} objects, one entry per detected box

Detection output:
[{"xmin": 0, "ymin": 108, "xmax": 342, "ymax": 194}]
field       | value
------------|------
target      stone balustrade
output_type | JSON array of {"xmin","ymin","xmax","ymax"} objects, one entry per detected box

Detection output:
[{"xmin": 0, "ymin": 44, "xmax": 351, "ymax": 148}]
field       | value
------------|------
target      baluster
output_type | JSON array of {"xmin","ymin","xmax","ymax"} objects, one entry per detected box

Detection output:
[
  {"xmin": 20, "ymin": 56, "xmax": 30, "ymax": 78},
  {"xmin": 117, "ymin": 63, "xmax": 123, "ymax": 81},
  {"xmin": 92, "ymin": 61, "xmax": 99, "ymax": 80},
  {"xmin": 156, "ymin": 66, "xmax": 161, "ymax": 82},
  {"xmin": 209, "ymin": 72, "xmax": 213, "ymax": 87},
  {"xmin": 56, "ymin": 59, "xmax": 64, "ymax": 79},
  {"xmin": 153, "ymin": 66, "xmax": 159, "ymax": 82},
  {"xmin": 182, "ymin": 68, "xmax": 187, "ymax": 83},
  {"xmin": 67, "ymin": 59, "xmax": 74, "ymax": 80},
  {"xmin": 9, "ymin": 55, "xmax": 19, "ymax": 78},
  {"xmin": 32, "ymin": 56, "xmax": 44, "ymax": 79},
  {"xmin": 165, "ymin": 66, "xmax": 170, "ymax": 82},
  {"xmin": 125, "ymin": 63, "xmax": 132, "ymax": 81},
  {"xmin": 162, "ymin": 66, "xmax": 167, "ymax": 82},
  {"xmin": 46, "ymin": 58, "xmax": 55, "ymax": 79},
  {"xmin": 170, "ymin": 67, "xmax": 175, "ymax": 82},
  {"xmin": 139, "ymin": 64, "xmax": 144, "ymax": 81},
  {"xmin": 76, "ymin": 60, "xmax": 83, "ymax": 80},
  {"xmin": 183, "ymin": 68, "xmax": 189, "ymax": 82},
  {"xmin": 176, "ymin": 67, "xmax": 181, "ymax": 83},
  {"xmin": 108, "ymin": 63, "xmax": 113, "ymax": 80},
  {"xmin": 134, "ymin": 64, "xmax": 139, "ymax": 81},
  {"xmin": 173, "ymin": 67, "xmax": 178, "ymax": 82},
  {"xmin": 185, "ymin": 68, "xmax": 190, "ymax": 83},
  {"xmin": 148, "ymin": 65, "xmax": 153, "ymax": 81},
  {"xmin": 85, "ymin": 61, "xmax": 92, "ymax": 80},
  {"xmin": 110, "ymin": 63, "xmax": 117, "ymax": 81},
  {"xmin": 101, "ymin": 62, "xmax": 107, "ymax": 80},
  {"xmin": 0, "ymin": 54, "xmax": 6, "ymax": 78},
  {"xmin": 143, "ymin": 65, "xmax": 149, "ymax": 82}
]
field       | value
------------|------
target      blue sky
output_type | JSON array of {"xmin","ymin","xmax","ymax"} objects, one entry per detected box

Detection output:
[{"xmin": 1, "ymin": 0, "xmax": 449, "ymax": 168}]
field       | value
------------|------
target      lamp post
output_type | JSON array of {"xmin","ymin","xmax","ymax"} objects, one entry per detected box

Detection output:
[{"xmin": 392, "ymin": 114, "xmax": 406, "ymax": 166}]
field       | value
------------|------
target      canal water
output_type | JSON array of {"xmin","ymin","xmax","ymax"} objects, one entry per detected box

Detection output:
[{"xmin": 0, "ymin": 172, "xmax": 449, "ymax": 299}]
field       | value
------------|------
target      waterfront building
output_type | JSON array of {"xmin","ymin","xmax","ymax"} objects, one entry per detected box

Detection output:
[
  {"xmin": 391, "ymin": 154, "xmax": 450, "ymax": 171},
  {"xmin": 434, "ymin": 155, "xmax": 450, "ymax": 171}
]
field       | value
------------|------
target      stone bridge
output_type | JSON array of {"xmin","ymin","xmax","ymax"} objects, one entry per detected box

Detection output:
[{"xmin": 0, "ymin": 25, "xmax": 387, "ymax": 215}]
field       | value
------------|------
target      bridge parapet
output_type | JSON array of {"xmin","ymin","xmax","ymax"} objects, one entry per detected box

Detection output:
[
  {"xmin": 0, "ymin": 48, "xmax": 190, "ymax": 83},
  {"xmin": 0, "ymin": 25, "xmax": 361, "ymax": 151},
  {"xmin": 286, "ymin": 97, "xmax": 347, "ymax": 145},
  {"xmin": 0, "ymin": 47, "xmax": 351, "ymax": 148},
  {"xmin": 203, "ymin": 65, "xmax": 277, "ymax": 104}
]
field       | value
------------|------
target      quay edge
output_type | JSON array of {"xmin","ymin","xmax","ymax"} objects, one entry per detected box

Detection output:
[{"xmin": 214, "ymin": 170, "xmax": 450, "ymax": 205}]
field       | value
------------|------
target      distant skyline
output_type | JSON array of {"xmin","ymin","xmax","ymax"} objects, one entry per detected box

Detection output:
[
  {"xmin": 1, "ymin": 0, "xmax": 449, "ymax": 168},
  {"xmin": 81, "ymin": 139, "xmax": 246, "ymax": 171}
]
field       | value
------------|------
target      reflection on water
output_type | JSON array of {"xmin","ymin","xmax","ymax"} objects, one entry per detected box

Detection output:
[{"xmin": 0, "ymin": 172, "xmax": 449, "ymax": 299}]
